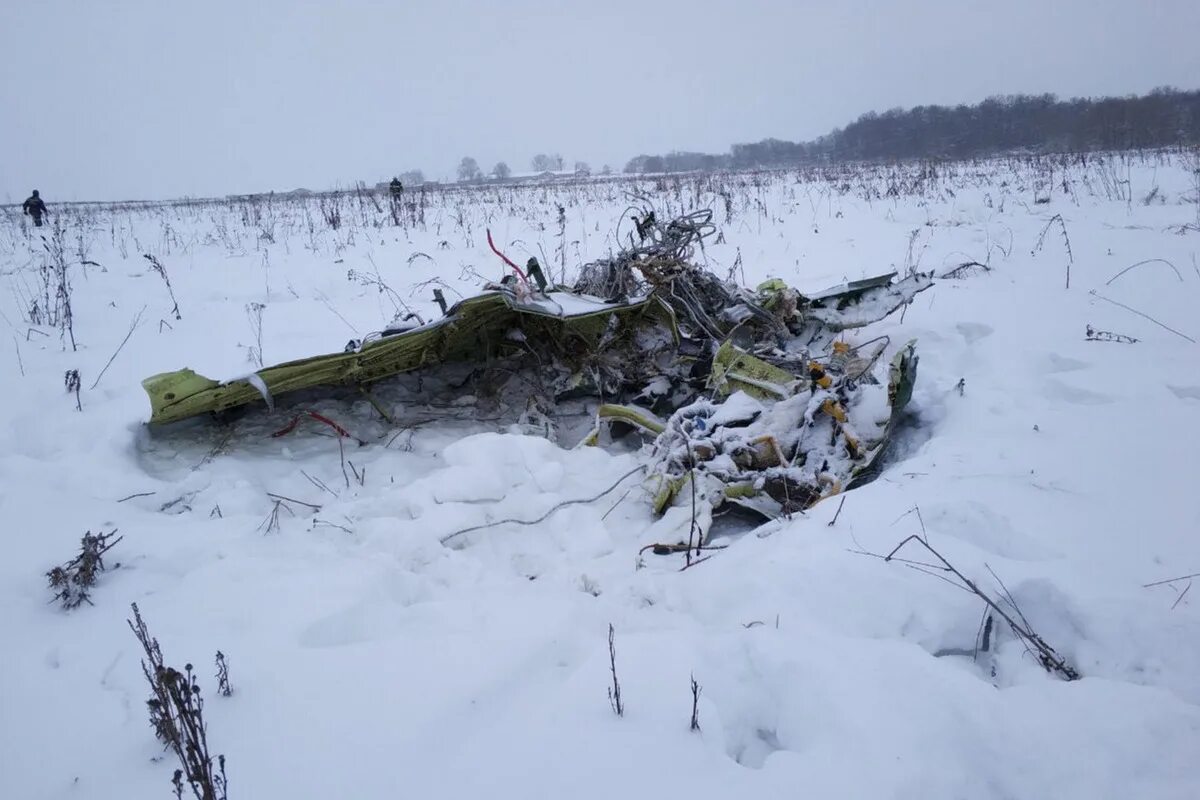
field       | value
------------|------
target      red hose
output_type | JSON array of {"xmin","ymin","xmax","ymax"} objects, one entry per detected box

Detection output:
[
  {"xmin": 486, "ymin": 228, "xmax": 529, "ymax": 284},
  {"xmin": 272, "ymin": 410, "xmax": 359, "ymax": 443}
]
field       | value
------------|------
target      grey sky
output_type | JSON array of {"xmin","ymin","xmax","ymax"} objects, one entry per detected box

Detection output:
[{"xmin": 4, "ymin": 0, "xmax": 1197, "ymax": 201}]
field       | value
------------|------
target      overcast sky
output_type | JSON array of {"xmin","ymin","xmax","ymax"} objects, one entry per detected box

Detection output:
[{"xmin": 3, "ymin": 0, "xmax": 1197, "ymax": 201}]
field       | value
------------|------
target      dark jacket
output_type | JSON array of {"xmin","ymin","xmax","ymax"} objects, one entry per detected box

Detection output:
[{"xmin": 23, "ymin": 195, "xmax": 47, "ymax": 217}]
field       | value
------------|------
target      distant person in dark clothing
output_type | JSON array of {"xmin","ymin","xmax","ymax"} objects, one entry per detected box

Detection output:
[
  {"xmin": 387, "ymin": 177, "xmax": 405, "ymax": 225},
  {"xmin": 23, "ymin": 190, "xmax": 48, "ymax": 227}
]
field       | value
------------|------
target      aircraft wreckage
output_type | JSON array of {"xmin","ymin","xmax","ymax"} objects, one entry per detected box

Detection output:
[{"xmin": 143, "ymin": 209, "xmax": 932, "ymax": 543}]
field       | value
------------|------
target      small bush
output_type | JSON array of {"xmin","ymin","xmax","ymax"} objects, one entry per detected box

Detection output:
[
  {"xmin": 129, "ymin": 604, "xmax": 229, "ymax": 800},
  {"xmin": 46, "ymin": 529, "xmax": 121, "ymax": 609}
]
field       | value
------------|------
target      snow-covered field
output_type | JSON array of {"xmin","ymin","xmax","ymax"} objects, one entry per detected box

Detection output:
[{"xmin": 3, "ymin": 152, "xmax": 1200, "ymax": 799}]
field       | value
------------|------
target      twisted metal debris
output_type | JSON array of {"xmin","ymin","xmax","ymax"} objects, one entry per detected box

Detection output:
[{"xmin": 141, "ymin": 207, "xmax": 933, "ymax": 546}]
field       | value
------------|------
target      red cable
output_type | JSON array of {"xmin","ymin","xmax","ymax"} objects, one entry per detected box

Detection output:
[
  {"xmin": 272, "ymin": 410, "xmax": 359, "ymax": 443},
  {"xmin": 486, "ymin": 228, "xmax": 529, "ymax": 284},
  {"xmin": 305, "ymin": 411, "xmax": 354, "ymax": 439}
]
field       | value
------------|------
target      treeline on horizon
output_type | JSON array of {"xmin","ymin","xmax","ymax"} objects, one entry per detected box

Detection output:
[{"xmin": 624, "ymin": 87, "xmax": 1200, "ymax": 174}]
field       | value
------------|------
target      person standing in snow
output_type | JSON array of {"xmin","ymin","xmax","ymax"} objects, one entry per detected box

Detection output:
[
  {"xmin": 387, "ymin": 177, "xmax": 404, "ymax": 225},
  {"xmin": 22, "ymin": 190, "xmax": 48, "ymax": 227}
]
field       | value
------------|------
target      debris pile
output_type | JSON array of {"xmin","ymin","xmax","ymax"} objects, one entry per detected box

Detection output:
[
  {"xmin": 142, "ymin": 209, "xmax": 933, "ymax": 544},
  {"xmin": 603, "ymin": 338, "xmax": 917, "ymax": 528},
  {"xmin": 570, "ymin": 209, "xmax": 928, "ymax": 539}
]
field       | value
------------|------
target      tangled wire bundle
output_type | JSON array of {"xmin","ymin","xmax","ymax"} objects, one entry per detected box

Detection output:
[
  {"xmin": 574, "ymin": 208, "xmax": 781, "ymax": 342},
  {"xmin": 573, "ymin": 208, "xmax": 717, "ymax": 301}
]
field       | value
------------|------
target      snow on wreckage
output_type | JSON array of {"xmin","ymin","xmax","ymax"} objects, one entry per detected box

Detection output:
[{"xmin": 141, "ymin": 209, "xmax": 932, "ymax": 547}]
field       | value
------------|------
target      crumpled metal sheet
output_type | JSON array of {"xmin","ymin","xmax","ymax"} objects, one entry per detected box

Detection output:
[
  {"xmin": 141, "ymin": 209, "xmax": 932, "ymax": 545},
  {"xmin": 142, "ymin": 291, "xmax": 674, "ymax": 425}
]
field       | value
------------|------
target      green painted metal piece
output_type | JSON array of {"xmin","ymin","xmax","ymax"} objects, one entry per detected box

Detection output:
[
  {"xmin": 650, "ymin": 472, "xmax": 692, "ymax": 515},
  {"xmin": 596, "ymin": 404, "xmax": 667, "ymax": 434},
  {"xmin": 707, "ymin": 340, "xmax": 797, "ymax": 400},
  {"xmin": 887, "ymin": 338, "xmax": 919, "ymax": 411},
  {"xmin": 845, "ymin": 339, "xmax": 919, "ymax": 490},
  {"xmin": 143, "ymin": 292, "xmax": 675, "ymax": 425},
  {"xmin": 580, "ymin": 403, "xmax": 667, "ymax": 446}
]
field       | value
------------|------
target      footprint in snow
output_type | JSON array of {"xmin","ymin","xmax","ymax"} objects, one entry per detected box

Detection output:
[
  {"xmin": 1040, "ymin": 353, "xmax": 1090, "ymax": 374},
  {"xmin": 922, "ymin": 500, "xmax": 1056, "ymax": 561},
  {"xmin": 299, "ymin": 603, "xmax": 378, "ymax": 649},
  {"xmin": 1042, "ymin": 378, "xmax": 1114, "ymax": 406},
  {"xmin": 956, "ymin": 321, "xmax": 994, "ymax": 344}
]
